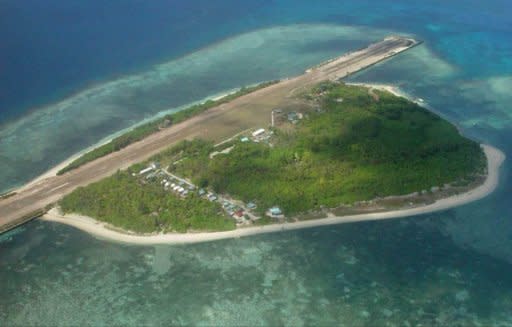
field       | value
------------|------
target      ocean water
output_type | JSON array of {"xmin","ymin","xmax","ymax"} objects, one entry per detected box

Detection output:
[
  {"xmin": 2, "ymin": 218, "xmax": 512, "ymax": 326},
  {"xmin": 1, "ymin": 0, "xmax": 512, "ymax": 325}
]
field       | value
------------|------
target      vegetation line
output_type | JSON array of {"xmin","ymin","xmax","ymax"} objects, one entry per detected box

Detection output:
[{"xmin": 0, "ymin": 191, "xmax": 17, "ymax": 200}]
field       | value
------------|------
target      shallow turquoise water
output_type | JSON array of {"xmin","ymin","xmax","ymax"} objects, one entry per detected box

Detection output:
[
  {"xmin": 1, "ymin": 0, "xmax": 512, "ymax": 325},
  {"xmin": 2, "ymin": 216, "xmax": 512, "ymax": 326}
]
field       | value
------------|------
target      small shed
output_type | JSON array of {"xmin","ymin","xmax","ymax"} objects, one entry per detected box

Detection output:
[
  {"xmin": 247, "ymin": 202, "xmax": 257, "ymax": 209},
  {"xmin": 269, "ymin": 206, "xmax": 282, "ymax": 217},
  {"xmin": 252, "ymin": 128, "xmax": 265, "ymax": 137},
  {"xmin": 139, "ymin": 166, "xmax": 153, "ymax": 175},
  {"xmin": 287, "ymin": 112, "xmax": 298, "ymax": 121}
]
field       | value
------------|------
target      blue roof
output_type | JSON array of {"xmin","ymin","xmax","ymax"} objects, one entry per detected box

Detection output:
[{"xmin": 270, "ymin": 207, "xmax": 282, "ymax": 215}]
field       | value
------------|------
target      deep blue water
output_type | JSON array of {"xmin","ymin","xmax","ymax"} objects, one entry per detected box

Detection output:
[
  {"xmin": 1, "ymin": 0, "xmax": 512, "ymax": 325},
  {"xmin": 0, "ymin": 0, "xmax": 265, "ymax": 122},
  {"xmin": 4, "ymin": 0, "xmax": 510, "ymax": 122}
]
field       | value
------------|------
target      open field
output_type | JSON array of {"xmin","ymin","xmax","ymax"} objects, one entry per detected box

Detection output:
[{"xmin": 0, "ymin": 36, "xmax": 424, "ymax": 233}]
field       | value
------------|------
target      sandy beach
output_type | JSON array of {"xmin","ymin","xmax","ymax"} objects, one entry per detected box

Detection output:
[
  {"xmin": 42, "ymin": 144, "xmax": 505, "ymax": 245},
  {"xmin": 346, "ymin": 82, "xmax": 414, "ymax": 101}
]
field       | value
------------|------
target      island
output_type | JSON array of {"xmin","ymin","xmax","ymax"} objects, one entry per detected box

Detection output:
[
  {"xmin": 0, "ymin": 36, "xmax": 505, "ymax": 242},
  {"xmin": 46, "ymin": 81, "xmax": 499, "ymax": 243}
]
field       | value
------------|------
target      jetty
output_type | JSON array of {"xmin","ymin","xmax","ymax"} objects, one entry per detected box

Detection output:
[{"xmin": 0, "ymin": 36, "xmax": 420, "ymax": 234}]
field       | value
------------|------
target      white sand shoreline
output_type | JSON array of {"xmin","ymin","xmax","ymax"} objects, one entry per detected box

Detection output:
[
  {"xmin": 41, "ymin": 144, "xmax": 505, "ymax": 245},
  {"xmin": 346, "ymin": 82, "xmax": 416, "ymax": 102}
]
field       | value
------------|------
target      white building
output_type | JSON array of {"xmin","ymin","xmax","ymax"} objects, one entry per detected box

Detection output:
[
  {"xmin": 139, "ymin": 166, "xmax": 153, "ymax": 175},
  {"xmin": 252, "ymin": 128, "xmax": 265, "ymax": 137},
  {"xmin": 267, "ymin": 206, "xmax": 283, "ymax": 218}
]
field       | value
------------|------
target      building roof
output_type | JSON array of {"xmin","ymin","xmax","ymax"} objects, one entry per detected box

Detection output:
[
  {"xmin": 252, "ymin": 128, "xmax": 265, "ymax": 137},
  {"xmin": 270, "ymin": 207, "xmax": 282, "ymax": 215},
  {"xmin": 287, "ymin": 112, "xmax": 298, "ymax": 119},
  {"xmin": 139, "ymin": 166, "xmax": 153, "ymax": 175},
  {"xmin": 247, "ymin": 202, "xmax": 257, "ymax": 209}
]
